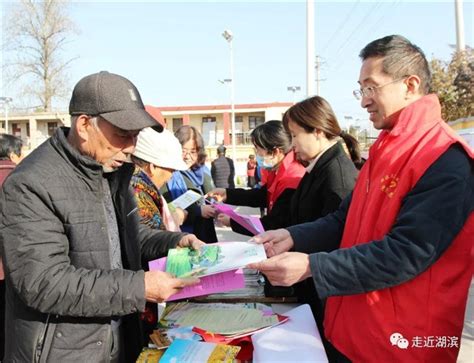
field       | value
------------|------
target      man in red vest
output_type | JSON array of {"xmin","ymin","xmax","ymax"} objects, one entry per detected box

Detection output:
[{"xmin": 249, "ymin": 35, "xmax": 473, "ymax": 362}]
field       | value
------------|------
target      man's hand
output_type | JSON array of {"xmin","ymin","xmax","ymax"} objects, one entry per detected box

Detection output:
[
  {"xmin": 201, "ymin": 205, "xmax": 216, "ymax": 219},
  {"xmin": 247, "ymin": 252, "xmax": 312, "ymax": 286},
  {"xmin": 178, "ymin": 234, "xmax": 205, "ymax": 250},
  {"xmin": 144, "ymin": 270, "xmax": 199, "ymax": 302},
  {"xmin": 216, "ymin": 214, "xmax": 231, "ymax": 227},
  {"xmin": 206, "ymin": 188, "xmax": 227, "ymax": 202},
  {"xmin": 249, "ymin": 229, "xmax": 294, "ymax": 257}
]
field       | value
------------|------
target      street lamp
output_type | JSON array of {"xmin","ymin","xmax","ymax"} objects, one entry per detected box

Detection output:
[
  {"xmin": 287, "ymin": 86, "xmax": 301, "ymax": 104},
  {"xmin": 0, "ymin": 97, "xmax": 13, "ymax": 134},
  {"xmin": 222, "ymin": 29, "xmax": 236, "ymax": 162}
]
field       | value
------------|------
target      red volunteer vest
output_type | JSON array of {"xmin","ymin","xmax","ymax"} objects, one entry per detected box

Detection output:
[{"xmin": 324, "ymin": 95, "xmax": 473, "ymax": 362}]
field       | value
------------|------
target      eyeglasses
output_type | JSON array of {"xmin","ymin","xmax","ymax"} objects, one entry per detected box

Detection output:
[
  {"xmin": 182, "ymin": 148, "xmax": 198, "ymax": 157},
  {"xmin": 353, "ymin": 77, "xmax": 407, "ymax": 100}
]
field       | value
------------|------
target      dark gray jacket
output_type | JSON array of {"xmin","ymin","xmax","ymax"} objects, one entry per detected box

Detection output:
[
  {"xmin": 0, "ymin": 128, "xmax": 186, "ymax": 362},
  {"xmin": 211, "ymin": 156, "xmax": 235, "ymax": 189}
]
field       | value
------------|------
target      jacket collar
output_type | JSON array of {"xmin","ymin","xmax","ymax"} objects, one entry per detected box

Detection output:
[
  {"xmin": 306, "ymin": 141, "xmax": 341, "ymax": 174},
  {"xmin": 382, "ymin": 94, "xmax": 442, "ymax": 138},
  {"xmin": 50, "ymin": 127, "xmax": 134, "ymax": 194},
  {"xmin": 50, "ymin": 127, "xmax": 104, "ymax": 178}
]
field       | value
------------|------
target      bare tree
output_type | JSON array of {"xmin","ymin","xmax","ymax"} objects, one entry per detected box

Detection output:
[
  {"xmin": 3, "ymin": 0, "xmax": 78, "ymax": 112},
  {"xmin": 430, "ymin": 48, "xmax": 474, "ymax": 122}
]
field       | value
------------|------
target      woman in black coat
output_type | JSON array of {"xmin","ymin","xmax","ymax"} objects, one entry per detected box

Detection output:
[
  {"xmin": 214, "ymin": 98, "xmax": 361, "ymax": 233},
  {"xmin": 283, "ymin": 96, "xmax": 362, "ymax": 227},
  {"xmin": 207, "ymin": 121, "xmax": 306, "ymax": 234},
  {"xmin": 282, "ymin": 95, "xmax": 362, "ymax": 362}
]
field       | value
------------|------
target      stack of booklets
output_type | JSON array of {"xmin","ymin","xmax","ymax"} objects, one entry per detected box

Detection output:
[
  {"xmin": 199, "ymin": 268, "xmax": 265, "ymax": 299},
  {"xmin": 146, "ymin": 302, "xmax": 288, "ymax": 362},
  {"xmin": 148, "ymin": 242, "xmax": 267, "ymax": 301},
  {"xmin": 158, "ymin": 301, "xmax": 288, "ymax": 342}
]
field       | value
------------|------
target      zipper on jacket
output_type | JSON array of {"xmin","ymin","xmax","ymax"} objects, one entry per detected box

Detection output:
[{"xmin": 35, "ymin": 314, "xmax": 51, "ymax": 363}]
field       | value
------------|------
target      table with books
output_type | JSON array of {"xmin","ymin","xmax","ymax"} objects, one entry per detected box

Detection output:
[{"xmin": 136, "ymin": 242, "xmax": 328, "ymax": 362}]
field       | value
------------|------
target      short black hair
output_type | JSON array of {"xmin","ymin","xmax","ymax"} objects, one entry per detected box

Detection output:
[
  {"xmin": 359, "ymin": 35, "xmax": 431, "ymax": 94},
  {"xmin": 250, "ymin": 120, "xmax": 292, "ymax": 154},
  {"xmin": 0, "ymin": 134, "xmax": 23, "ymax": 160},
  {"xmin": 217, "ymin": 145, "xmax": 226, "ymax": 154}
]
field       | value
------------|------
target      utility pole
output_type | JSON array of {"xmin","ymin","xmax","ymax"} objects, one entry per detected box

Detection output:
[
  {"xmin": 315, "ymin": 56, "xmax": 326, "ymax": 96},
  {"xmin": 455, "ymin": 0, "xmax": 465, "ymax": 51},
  {"xmin": 0, "ymin": 97, "xmax": 13, "ymax": 134},
  {"xmin": 315, "ymin": 55, "xmax": 321, "ymax": 96},
  {"xmin": 306, "ymin": 0, "xmax": 315, "ymax": 97},
  {"xmin": 222, "ymin": 30, "xmax": 236, "ymax": 162}
]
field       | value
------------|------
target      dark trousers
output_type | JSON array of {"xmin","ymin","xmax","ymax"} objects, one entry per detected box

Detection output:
[{"xmin": 247, "ymin": 176, "xmax": 256, "ymax": 188}]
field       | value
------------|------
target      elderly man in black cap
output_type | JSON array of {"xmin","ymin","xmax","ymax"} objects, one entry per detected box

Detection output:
[
  {"xmin": 0, "ymin": 71, "xmax": 203, "ymax": 363},
  {"xmin": 211, "ymin": 144, "xmax": 235, "ymax": 189}
]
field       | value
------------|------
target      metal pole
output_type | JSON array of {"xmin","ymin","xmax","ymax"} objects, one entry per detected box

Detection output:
[
  {"xmin": 455, "ymin": 0, "xmax": 465, "ymax": 52},
  {"xmin": 306, "ymin": 0, "xmax": 315, "ymax": 97},
  {"xmin": 229, "ymin": 39, "xmax": 236, "ymax": 163},
  {"xmin": 315, "ymin": 55, "xmax": 320, "ymax": 96},
  {"xmin": 4, "ymin": 105, "xmax": 7, "ymax": 134},
  {"xmin": 0, "ymin": 97, "xmax": 12, "ymax": 134}
]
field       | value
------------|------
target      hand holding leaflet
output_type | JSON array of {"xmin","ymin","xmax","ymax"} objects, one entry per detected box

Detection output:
[
  {"xmin": 165, "ymin": 242, "xmax": 267, "ymax": 278},
  {"xmin": 148, "ymin": 257, "xmax": 245, "ymax": 301},
  {"xmin": 213, "ymin": 203, "xmax": 264, "ymax": 235},
  {"xmin": 169, "ymin": 190, "xmax": 202, "ymax": 210}
]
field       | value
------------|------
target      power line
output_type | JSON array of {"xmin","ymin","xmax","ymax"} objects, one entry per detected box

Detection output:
[
  {"xmin": 330, "ymin": 1, "xmax": 401, "ymax": 73},
  {"xmin": 320, "ymin": 0, "xmax": 361, "ymax": 56},
  {"xmin": 330, "ymin": 1, "xmax": 383, "ymax": 62}
]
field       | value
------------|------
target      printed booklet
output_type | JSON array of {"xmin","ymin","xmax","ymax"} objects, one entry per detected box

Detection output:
[
  {"xmin": 165, "ymin": 242, "xmax": 267, "ymax": 278},
  {"xmin": 168, "ymin": 190, "xmax": 202, "ymax": 210},
  {"xmin": 160, "ymin": 339, "xmax": 240, "ymax": 363}
]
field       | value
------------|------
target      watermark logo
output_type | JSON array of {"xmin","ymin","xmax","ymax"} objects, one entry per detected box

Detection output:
[
  {"xmin": 390, "ymin": 332, "xmax": 459, "ymax": 349},
  {"xmin": 390, "ymin": 332, "xmax": 409, "ymax": 349}
]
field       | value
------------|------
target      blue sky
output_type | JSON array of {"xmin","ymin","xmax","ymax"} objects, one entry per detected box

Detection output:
[{"xmin": 1, "ymin": 0, "xmax": 473, "ymax": 128}]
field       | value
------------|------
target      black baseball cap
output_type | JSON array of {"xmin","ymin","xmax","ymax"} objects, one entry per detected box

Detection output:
[{"xmin": 69, "ymin": 71, "xmax": 162, "ymax": 131}]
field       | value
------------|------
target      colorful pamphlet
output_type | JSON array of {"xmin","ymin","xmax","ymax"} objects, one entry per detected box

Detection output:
[
  {"xmin": 213, "ymin": 203, "xmax": 265, "ymax": 235},
  {"xmin": 165, "ymin": 242, "xmax": 267, "ymax": 278},
  {"xmin": 159, "ymin": 339, "xmax": 240, "ymax": 363},
  {"xmin": 168, "ymin": 190, "xmax": 202, "ymax": 210},
  {"xmin": 149, "ymin": 326, "xmax": 202, "ymax": 349},
  {"xmin": 148, "ymin": 257, "xmax": 245, "ymax": 301},
  {"xmin": 136, "ymin": 348, "xmax": 164, "ymax": 363}
]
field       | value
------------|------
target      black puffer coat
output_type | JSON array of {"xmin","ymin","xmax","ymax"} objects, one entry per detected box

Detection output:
[{"xmin": 0, "ymin": 128, "xmax": 185, "ymax": 362}]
